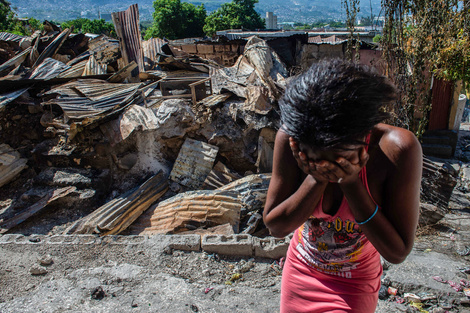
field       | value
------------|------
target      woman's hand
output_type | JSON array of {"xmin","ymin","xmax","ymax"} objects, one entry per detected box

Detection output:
[
  {"xmin": 289, "ymin": 138, "xmax": 329, "ymax": 184},
  {"xmin": 289, "ymin": 137, "xmax": 369, "ymax": 184}
]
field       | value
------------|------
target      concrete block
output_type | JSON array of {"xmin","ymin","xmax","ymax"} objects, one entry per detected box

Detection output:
[
  {"xmin": 197, "ymin": 44, "xmax": 214, "ymax": 54},
  {"xmin": 0, "ymin": 234, "xmax": 24, "ymax": 244},
  {"xmin": 253, "ymin": 236, "xmax": 290, "ymax": 259},
  {"xmin": 201, "ymin": 234, "xmax": 253, "ymax": 256},
  {"xmin": 45, "ymin": 235, "xmax": 78, "ymax": 244},
  {"xmin": 101, "ymin": 235, "xmax": 146, "ymax": 245},
  {"xmin": 180, "ymin": 44, "xmax": 197, "ymax": 54},
  {"xmin": 168, "ymin": 234, "xmax": 201, "ymax": 251},
  {"xmin": 213, "ymin": 44, "xmax": 224, "ymax": 52},
  {"xmin": 77, "ymin": 235, "xmax": 100, "ymax": 245}
]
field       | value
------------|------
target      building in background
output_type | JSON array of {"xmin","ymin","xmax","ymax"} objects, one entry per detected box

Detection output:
[{"xmin": 265, "ymin": 12, "xmax": 278, "ymax": 29}]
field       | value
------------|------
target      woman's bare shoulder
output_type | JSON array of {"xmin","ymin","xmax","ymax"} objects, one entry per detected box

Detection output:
[{"xmin": 375, "ymin": 123, "xmax": 422, "ymax": 164}]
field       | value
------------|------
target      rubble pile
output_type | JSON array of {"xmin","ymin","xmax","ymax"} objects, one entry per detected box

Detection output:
[
  {"xmin": 0, "ymin": 5, "xmax": 288, "ymax": 237},
  {"xmin": 0, "ymin": 4, "xmax": 461, "ymax": 241}
]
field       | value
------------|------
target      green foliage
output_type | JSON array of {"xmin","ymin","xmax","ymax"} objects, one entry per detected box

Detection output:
[
  {"xmin": 359, "ymin": 15, "xmax": 374, "ymax": 26},
  {"xmin": 342, "ymin": 0, "xmax": 360, "ymax": 61},
  {"xmin": 145, "ymin": 0, "xmax": 206, "ymax": 40},
  {"xmin": 372, "ymin": 34, "xmax": 382, "ymax": 43},
  {"xmin": 0, "ymin": 2, "xmax": 43, "ymax": 36},
  {"xmin": 381, "ymin": 0, "xmax": 469, "ymax": 135},
  {"xmin": 204, "ymin": 0, "xmax": 265, "ymax": 37},
  {"xmin": 0, "ymin": 0, "xmax": 17, "ymax": 32},
  {"xmin": 61, "ymin": 18, "xmax": 115, "ymax": 36}
]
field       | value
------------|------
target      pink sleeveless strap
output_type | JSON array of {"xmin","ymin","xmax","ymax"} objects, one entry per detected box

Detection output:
[{"xmin": 361, "ymin": 133, "xmax": 378, "ymax": 206}]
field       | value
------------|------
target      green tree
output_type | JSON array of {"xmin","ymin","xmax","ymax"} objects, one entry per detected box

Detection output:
[
  {"xmin": 61, "ymin": 18, "xmax": 115, "ymax": 36},
  {"xmin": 0, "ymin": 0, "xmax": 17, "ymax": 32},
  {"xmin": 204, "ymin": 0, "xmax": 265, "ymax": 37},
  {"xmin": 145, "ymin": 0, "xmax": 206, "ymax": 40}
]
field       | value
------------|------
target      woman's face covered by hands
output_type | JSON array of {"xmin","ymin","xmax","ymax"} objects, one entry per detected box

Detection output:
[{"xmin": 290, "ymin": 138, "xmax": 369, "ymax": 184}]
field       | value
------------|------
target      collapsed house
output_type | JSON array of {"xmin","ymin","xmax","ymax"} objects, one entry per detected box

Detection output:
[{"xmin": 0, "ymin": 4, "xmax": 458, "ymax": 239}]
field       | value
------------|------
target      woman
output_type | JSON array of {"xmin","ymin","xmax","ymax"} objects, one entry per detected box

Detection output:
[{"xmin": 263, "ymin": 59, "xmax": 422, "ymax": 312}]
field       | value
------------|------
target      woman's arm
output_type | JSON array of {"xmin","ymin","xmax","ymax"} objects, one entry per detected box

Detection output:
[
  {"xmin": 263, "ymin": 130, "xmax": 328, "ymax": 237},
  {"xmin": 341, "ymin": 127, "xmax": 422, "ymax": 264}
]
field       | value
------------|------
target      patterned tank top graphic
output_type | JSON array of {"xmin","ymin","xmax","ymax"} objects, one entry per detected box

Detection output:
[{"xmin": 295, "ymin": 211, "xmax": 367, "ymax": 278}]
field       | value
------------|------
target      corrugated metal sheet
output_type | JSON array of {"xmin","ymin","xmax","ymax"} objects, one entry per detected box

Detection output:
[
  {"xmin": 135, "ymin": 189, "xmax": 242, "ymax": 235},
  {"xmin": 0, "ymin": 47, "xmax": 32, "ymax": 76},
  {"xmin": 28, "ymin": 57, "xmax": 70, "ymax": 80},
  {"xmin": 56, "ymin": 59, "xmax": 88, "ymax": 78},
  {"xmin": 169, "ymin": 138, "xmax": 219, "ymax": 189},
  {"xmin": 202, "ymin": 161, "xmax": 242, "ymax": 189},
  {"xmin": 65, "ymin": 171, "xmax": 168, "ymax": 235},
  {"xmin": 41, "ymin": 80, "xmax": 144, "ymax": 138},
  {"xmin": 0, "ymin": 88, "xmax": 29, "ymax": 110},
  {"xmin": 32, "ymin": 28, "xmax": 72, "ymax": 69},
  {"xmin": 429, "ymin": 78, "xmax": 453, "ymax": 130},
  {"xmin": 308, "ymin": 35, "xmax": 348, "ymax": 45},
  {"xmin": 112, "ymin": 4, "xmax": 144, "ymax": 73},
  {"xmin": 142, "ymin": 37, "xmax": 166, "ymax": 70},
  {"xmin": 0, "ymin": 32, "xmax": 25, "ymax": 43},
  {"xmin": 82, "ymin": 54, "xmax": 107, "ymax": 76}
]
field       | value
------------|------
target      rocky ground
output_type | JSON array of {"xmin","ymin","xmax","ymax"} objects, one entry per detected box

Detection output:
[{"xmin": 1, "ymin": 125, "xmax": 470, "ymax": 313}]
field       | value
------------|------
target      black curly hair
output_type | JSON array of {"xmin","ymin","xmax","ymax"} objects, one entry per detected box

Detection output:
[{"xmin": 280, "ymin": 59, "xmax": 396, "ymax": 148}]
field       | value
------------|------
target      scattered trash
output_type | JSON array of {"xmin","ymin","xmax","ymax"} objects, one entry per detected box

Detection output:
[
  {"xmin": 388, "ymin": 287, "xmax": 398, "ymax": 296},
  {"xmin": 378, "ymin": 285, "xmax": 389, "ymax": 300},
  {"xmin": 464, "ymin": 288, "xmax": 470, "ymax": 297},
  {"xmin": 204, "ymin": 287, "xmax": 214, "ymax": 294},
  {"xmin": 456, "ymin": 246, "xmax": 470, "ymax": 256},
  {"xmin": 409, "ymin": 302, "xmax": 429, "ymax": 313},
  {"xmin": 404, "ymin": 292, "xmax": 422, "ymax": 303}
]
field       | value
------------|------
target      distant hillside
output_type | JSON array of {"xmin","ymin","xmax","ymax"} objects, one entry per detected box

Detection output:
[{"xmin": 9, "ymin": 0, "xmax": 382, "ymax": 24}]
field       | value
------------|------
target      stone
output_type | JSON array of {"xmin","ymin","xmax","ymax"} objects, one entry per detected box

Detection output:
[{"xmin": 30, "ymin": 265, "xmax": 47, "ymax": 275}]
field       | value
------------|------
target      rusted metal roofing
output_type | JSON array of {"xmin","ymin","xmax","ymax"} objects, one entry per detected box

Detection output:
[
  {"xmin": 135, "ymin": 189, "xmax": 242, "ymax": 235},
  {"xmin": 65, "ymin": 171, "xmax": 168, "ymax": 235},
  {"xmin": 308, "ymin": 35, "xmax": 347, "ymax": 44},
  {"xmin": 142, "ymin": 37, "xmax": 166, "ymax": 70},
  {"xmin": 169, "ymin": 138, "xmax": 219, "ymax": 189},
  {"xmin": 32, "ymin": 28, "xmax": 72, "ymax": 69},
  {"xmin": 40, "ymin": 79, "xmax": 145, "ymax": 139},
  {"xmin": 56, "ymin": 59, "xmax": 88, "ymax": 78},
  {"xmin": 82, "ymin": 54, "xmax": 107, "ymax": 76},
  {"xmin": 111, "ymin": 4, "xmax": 144, "ymax": 73}
]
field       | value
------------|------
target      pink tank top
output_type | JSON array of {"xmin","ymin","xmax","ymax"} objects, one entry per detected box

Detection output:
[{"xmin": 292, "ymin": 138, "xmax": 382, "ymax": 281}]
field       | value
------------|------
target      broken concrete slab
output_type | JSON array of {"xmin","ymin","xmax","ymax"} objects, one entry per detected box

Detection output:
[{"xmin": 169, "ymin": 138, "xmax": 219, "ymax": 189}]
